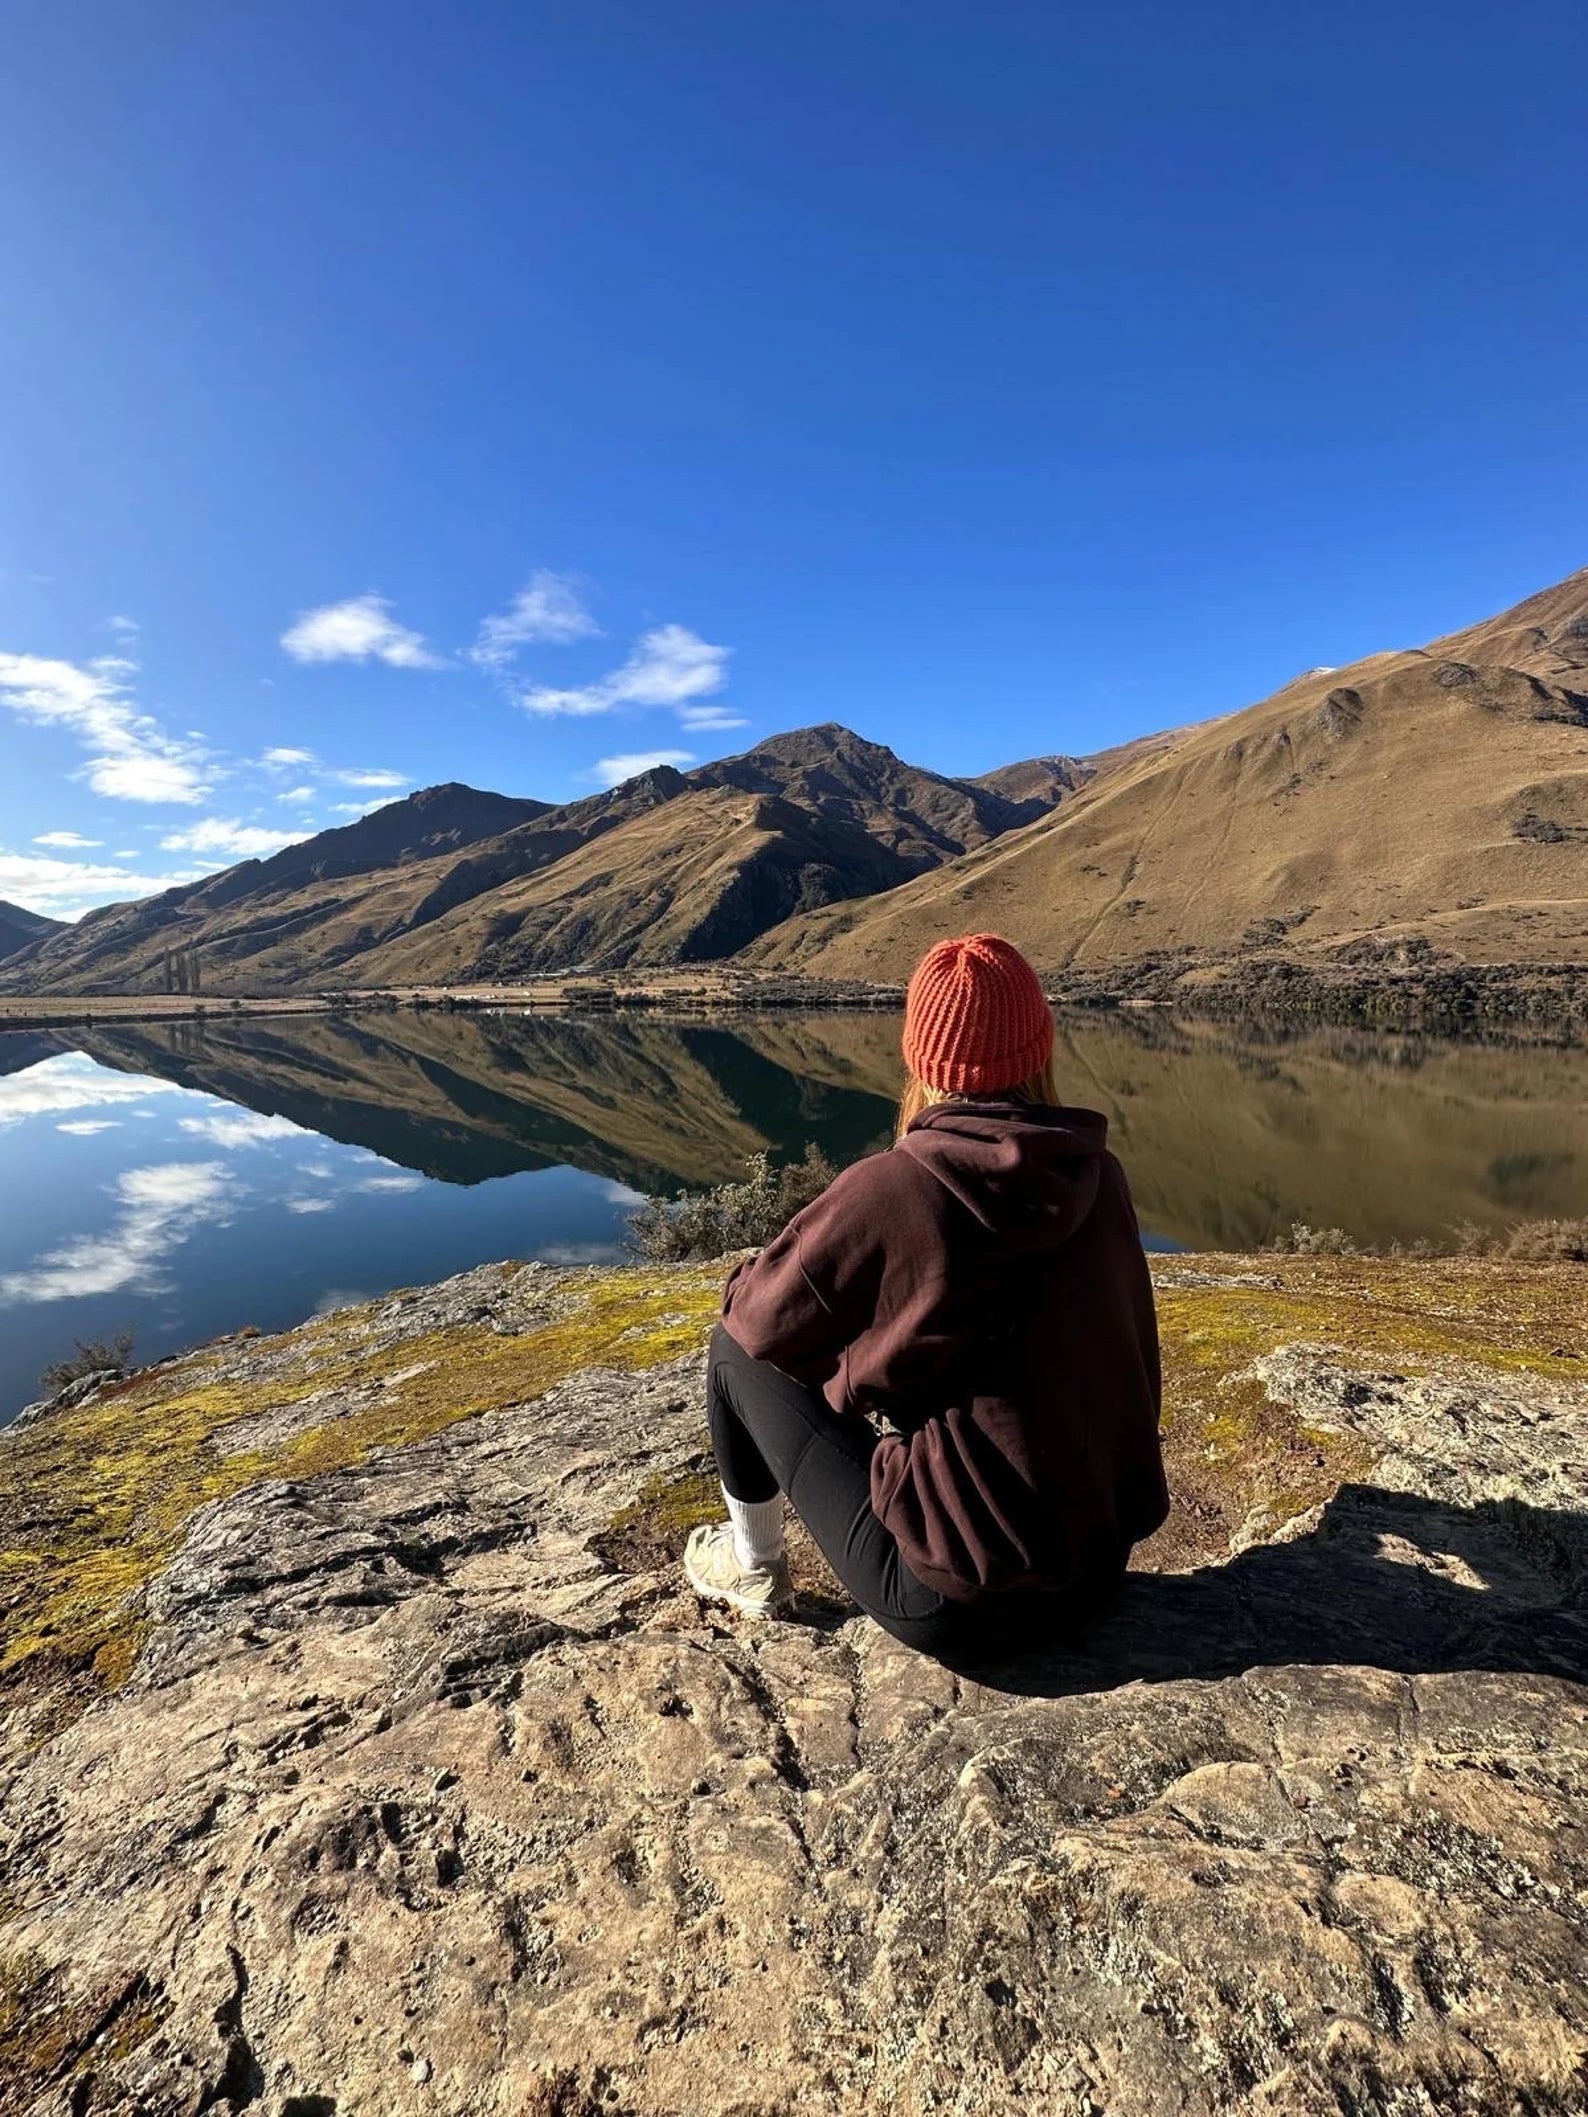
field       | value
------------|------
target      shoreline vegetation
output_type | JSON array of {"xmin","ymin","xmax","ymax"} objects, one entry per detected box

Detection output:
[
  {"xmin": 1, "ymin": 950, "xmax": 1585, "ymax": 1037},
  {"xmin": 621, "ymin": 1151, "xmax": 1588, "ymax": 1270}
]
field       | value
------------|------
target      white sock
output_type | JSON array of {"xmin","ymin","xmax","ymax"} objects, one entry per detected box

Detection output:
[{"xmin": 724, "ymin": 1489, "xmax": 784, "ymax": 1569}]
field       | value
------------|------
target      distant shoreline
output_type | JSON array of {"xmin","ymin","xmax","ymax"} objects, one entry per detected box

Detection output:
[{"xmin": 1, "ymin": 953, "xmax": 1584, "ymax": 1038}]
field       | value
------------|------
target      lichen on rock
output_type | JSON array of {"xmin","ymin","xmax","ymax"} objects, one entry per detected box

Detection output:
[{"xmin": 0, "ymin": 1250, "xmax": 1584, "ymax": 2114}]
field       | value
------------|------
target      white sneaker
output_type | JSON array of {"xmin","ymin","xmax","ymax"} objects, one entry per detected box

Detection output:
[{"xmin": 683, "ymin": 1521, "xmax": 793, "ymax": 1617}]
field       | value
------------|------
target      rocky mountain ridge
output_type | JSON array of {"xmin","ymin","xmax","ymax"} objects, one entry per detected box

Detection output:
[
  {"xmin": 0, "ymin": 726, "xmax": 1070, "ymax": 997},
  {"xmin": 0, "ymin": 899, "xmax": 63, "ymax": 963},
  {"xmin": 5, "ymin": 566, "xmax": 1587, "ymax": 997}
]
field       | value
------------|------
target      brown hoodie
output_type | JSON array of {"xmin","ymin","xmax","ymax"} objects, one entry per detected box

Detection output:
[{"xmin": 720, "ymin": 1101, "xmax": 1168, "ymax": 1601}]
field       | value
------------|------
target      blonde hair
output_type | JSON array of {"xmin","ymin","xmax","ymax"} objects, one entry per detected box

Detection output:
[{"xmin": 895, "ymin": 1052, "xmax": 1061, "ymax": 1141}]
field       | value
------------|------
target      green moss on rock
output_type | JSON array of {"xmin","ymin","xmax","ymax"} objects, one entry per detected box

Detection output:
[
  {"xmin": 0, "ymin": 1264, "xmax": 724, "ymax": 1717},
  {"xmin": 0, "ymin": 1950, "xmax": 168, "ymax": 2107}
]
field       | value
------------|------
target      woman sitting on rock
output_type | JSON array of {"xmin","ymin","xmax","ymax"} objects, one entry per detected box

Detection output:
[{"xmin": 685, "ymin": 932, "xmax": 1168, "ymax": 1660}]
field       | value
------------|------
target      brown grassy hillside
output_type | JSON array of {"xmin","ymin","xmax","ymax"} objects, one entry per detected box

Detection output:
[
  {"xmin": 0, "ymin": 782, "xmax": 557, "ymax": 995},
  {"xmin": 747, "ymin": 567, "xmax": 1588, "ymax": 979}
]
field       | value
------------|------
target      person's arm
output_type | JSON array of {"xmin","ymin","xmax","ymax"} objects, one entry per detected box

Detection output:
[{"xmin": 720, "ymin": 1160, "xmax": 884, "ymax": 1388}]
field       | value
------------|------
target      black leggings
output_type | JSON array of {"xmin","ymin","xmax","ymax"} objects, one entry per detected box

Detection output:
[{"xmin": 707, "ymin": 1322, "xmax": 1048, "ymax": 1662}]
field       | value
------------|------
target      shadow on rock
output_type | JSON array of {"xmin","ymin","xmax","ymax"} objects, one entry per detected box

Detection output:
[{"xmin": 958, "ymin": 1484, "xmax": 1588, "ymax": 1695}]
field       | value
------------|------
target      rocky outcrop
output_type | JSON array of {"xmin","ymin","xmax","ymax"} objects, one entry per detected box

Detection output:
[{"xmin": 1, "ymin": 1254, "xmax": 1585, "ymax": 2115}]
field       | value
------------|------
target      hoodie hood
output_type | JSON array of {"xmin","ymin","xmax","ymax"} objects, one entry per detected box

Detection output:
[{"xmin": 896, "ymin": 1100, "xmax": 1108, "ymax": 1250}]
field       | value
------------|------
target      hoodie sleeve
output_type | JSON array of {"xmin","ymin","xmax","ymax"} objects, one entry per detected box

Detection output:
[{"xmin": 719, "ymin": 1159, "xmax": 887, "ymax": 1391}]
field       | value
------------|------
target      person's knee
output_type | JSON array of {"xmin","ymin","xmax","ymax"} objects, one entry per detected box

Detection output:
[
  {"xmin": 706, "ymin": 1319, "xmax": 741, "ymax": 1399},
  {"xmin": 707, "ymin": 1318, "xmax": 745, "ymax": 1380}
]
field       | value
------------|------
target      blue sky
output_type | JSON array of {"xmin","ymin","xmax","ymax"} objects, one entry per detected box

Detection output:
[{"xmin": 2, "ymin": 0, "xmax": 1584, "ymax": 918}]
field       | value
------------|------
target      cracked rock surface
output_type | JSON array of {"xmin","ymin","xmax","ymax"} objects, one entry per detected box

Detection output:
[{"xmin": 1, "ymin": 1255, "xmax": 1585, "ymax": 2115}]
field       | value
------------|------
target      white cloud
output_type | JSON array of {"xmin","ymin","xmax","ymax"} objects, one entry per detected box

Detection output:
[
  {"xmin": 177, "ymin": 1109, "xmax": 309, "ymax": 1147},
  {"xmin": 677, "ymin": 705, "xmax": 750, "ymax": 732},
  {"xmin": 159, "ymin": 818, "xmax": 301, "ymax": 861},
  {"xmin": 86, "ymin": 751, "xmax": 209, "ymax": 803},
  {"xmin": 34, "ymin": 830, "xmax": 103, "ymax": 849},
  {"xmin": 473, "ymin": 571, "xmax": 599, "ymax": 668},
  {"xmin": 357, "ymin": 1172, "xmax": 425, "ymax": 1193},
  {"xmin": 0, "ymin": 650, "xmax": 209, "ymax": 803},
  {"xmin": 0, "ymin": 850, "xmax": 196, "ymax": 920},
  {"xmin": 106, "ymin": 614, "xmax": 139, "ymax": 639},
  {"xmin": 286, "ymin": 1196, "xmax": 336, "ymax": 1214},
  {"xmin": 609, "ymin": 625, "xmax": 730, "ymax": 707},
  {"xmin": 312, "ymin": 1286, "xmax": 368, "ymax": 1313},
  {"xmin": 522, "ymin": 624, "xmax": 730, "ymax": 719},
  {"xmin": 57, "ymin": 1119, "xmax": 119, "ymax": 1136},
  {"xmin": 590, "ymin": 749, "xmax": 694, "ymax": 788},
  {"xmin": 281, "ymin": 595, "xmax": 441, "ymax": 669},
  {"xmin": 0, "ymin": 1160, "xmax": 234, "ymax": 1303},
  {"xmin": 521, "ymin": 684, "xmax": 619, "ymax": 720},
  {"xmin": 258, "ymin": 745, "xmax": 401, "ymax": 806},
  {"xmin": 0, "ymin": 1054, "xmax": 185, "ymax": 1126}
]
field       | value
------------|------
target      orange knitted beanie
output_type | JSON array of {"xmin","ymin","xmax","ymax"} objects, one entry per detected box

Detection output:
[{"xmin": 901, "ymin": 933, "xmax": 1054, "ymax": 1094}]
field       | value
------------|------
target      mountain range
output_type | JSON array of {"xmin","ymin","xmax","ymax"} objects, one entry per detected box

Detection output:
[
  {"xmin": 2, "ymin": 567, "xmax": 1585, "ymax": 994},
  {"xmin": 0, "ymin": 727, "xmax": 1065, "ymax": 992}
]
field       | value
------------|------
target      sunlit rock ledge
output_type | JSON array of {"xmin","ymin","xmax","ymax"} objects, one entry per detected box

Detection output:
[{"xmin": 1, "ymin": 1252, "xmax": 1585, "ymax": 2116}]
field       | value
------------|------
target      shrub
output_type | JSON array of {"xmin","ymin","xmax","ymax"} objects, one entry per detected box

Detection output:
[
  {"xmin": 40, "ymin": 1328, "xmax": 136, "ymax": 1397},
  {"xmin": 1498, "ymin": 1217, "xmax": 1588, "ymax": 1263},
  {"xmin": 1268, "ymin": 1221, "xmax": 1358, "ymax": 1256},
  {"xmin": 627, "ymin": 1145, "xmax": 838, "ymax": 1263},
  {"xmin": 1454, "ymin": 1217, "xmax": 1588, "ymax": 1262}
]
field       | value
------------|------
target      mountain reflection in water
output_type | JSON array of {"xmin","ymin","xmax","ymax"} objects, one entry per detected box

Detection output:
[
  {"xmin": 0, "ymin": 1007, "xmax": 1583, "ymax": 1421},
  {"xmin": 48, "ymin": 1006, "xmax": 1588, "ymax": 1245}
]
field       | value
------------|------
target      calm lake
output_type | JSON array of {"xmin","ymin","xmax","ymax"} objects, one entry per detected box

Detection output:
[{"xmin": 2, "ymin": 1007, "xmax": 1585, "ymax": 1422}]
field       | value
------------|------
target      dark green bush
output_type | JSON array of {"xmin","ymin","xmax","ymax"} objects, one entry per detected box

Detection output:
[
  {"xmin": 40, "ymin": 1328, "xmax": 136, "ymax": 1396},
  {"xmin": 627, "ymin": 1145, "xmax": 838, "ymax": 1263}
]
